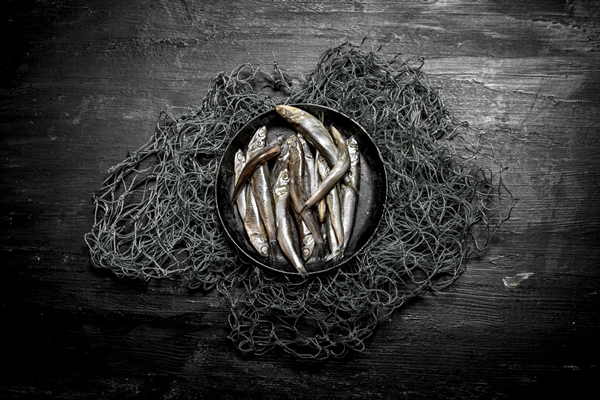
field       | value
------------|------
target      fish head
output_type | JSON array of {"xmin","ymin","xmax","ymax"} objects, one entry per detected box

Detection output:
[
  {"xmin": 288, "ymin": 135, "xmax": 303, "ymax": 161},
  {"xmin": 234, "ymin": 149, "xmax": 246, "ymax": 168},
  {"xmin": 347, "ymin": 136, "xmax": 359, "ymax": 162},
  {"xmin": 273, "ymin": 168, "xmax": 290, "ymax": 197},
  {"xmin": 258, "ymin": 244, "xmax": 269, "ymax": 257},
  {"xmin": 234, "ymin": 149, "xmax": 246, "ymax": 182},
  {"xmin": 249, "ymin": 234, "xmax": 269, "ymax": 258},
  {"xmin": 286, "ymin": 136, "xmax": 299, "ymax": 161},
  {"xmin": 275, "ymin": 105, "xmax": 303, "ymax": 123},
  {"xmin": 287, "ymin": 134, "xmax": 299, "ymax": 147},
  {"xmin": 301, "ymin": 234, "xmax": 315, "ymax": 261},
  {"xmin": 247, "ymin": 126, "xmax": 267, "ymax": 154}
]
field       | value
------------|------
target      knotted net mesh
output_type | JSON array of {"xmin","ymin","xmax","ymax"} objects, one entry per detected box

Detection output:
[{"xmin": 85, "ymin": 42, "xmax": 516, "ymax": 359}]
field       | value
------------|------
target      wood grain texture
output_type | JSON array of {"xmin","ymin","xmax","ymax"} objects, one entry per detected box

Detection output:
[{"xmin": 1, "ymin": 0, "xmax": 599, "ymax": 398}]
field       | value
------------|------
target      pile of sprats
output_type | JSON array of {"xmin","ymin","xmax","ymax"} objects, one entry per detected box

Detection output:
[{"xmin": 231, "ymin": 105, "xmax": 360, "ymax": 277}]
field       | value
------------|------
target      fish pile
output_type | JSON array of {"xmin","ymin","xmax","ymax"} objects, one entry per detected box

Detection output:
[{"xmin": 230, "ymin": 105, "xmax": 361, "ymax": 277}]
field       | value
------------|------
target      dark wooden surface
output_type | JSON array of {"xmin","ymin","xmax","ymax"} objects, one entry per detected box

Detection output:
[{"xmin": 2, "ymin": 0, "xmax": 600, "ymax": 398}]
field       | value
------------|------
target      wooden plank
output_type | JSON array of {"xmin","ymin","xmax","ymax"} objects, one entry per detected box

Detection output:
[{"xmin": 1, "ymin": 0, "xmax": 599, "ymax": 398}]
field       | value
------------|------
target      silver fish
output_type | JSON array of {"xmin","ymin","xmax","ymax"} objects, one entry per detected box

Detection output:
[
  {"xmin": 318, "ymin": 196, "xmax": 327, "ymax": 224},
  {"xmin": 251, "ymin": 157, "xmax": 278, "ymax": 261},
  {"xmin": 329, "ymin": 125, "xmax": 345, "ymax": 148},
  {"xmin": 275, "ymin": 105, "xmax": 338, "ymax": 167},
  {"xmin": 273, "ymin": 168, "xmax": 308, "ymax": 277},
  {"xmin": 302, "ymin": 136, "xmax": 350, "ymax": 210},
  {"xmin": 324, "ymin": 212, "xmax": 341, "ymax": 262},
  {"xmin": 314, "ymin": 150, "xmax": 327, "ymax": 223},
  {"xmin": 288, "ymin": 136, "xmax": 325, "ymax": 259},
  {"xmin": 340, "ymin": 136, "xmax": 360, "ymax": 257},
  {"xmin": 241, "ymin": 128, "xmax": 279, "ymax": 259},
  {"xmin": 297, "ymin": 135, "xmax": 317, "ymax": 261},
  {"xmin": 244, "ymin": 180, "xmax": 269, "ymax": 257},
  {"xmin": 231, "ymin": 135, "xmax": 283, "ymax": 204},
  {"xmin": 330, "ymin": 126, "xmax": 352, "ymax": 186},
  {"xmin": 316, "ymin": 155, "xmax": 344, "ymax": 247},
  {"xmin": 233, "ymin": 149, "xmax": 247, "ymax": 221},
  {"xmin": 270, "ymin": 136, "xmax": 292, "ymax": 189},
  {"xmin": 247, "ymin": 126, "xmax": 267, "ymax": 156},
  {"xmin": 297, "ymin": 133, "xmax": 317, "ymax": 197},
  {"xmin": 292, "ymin": 211, "xmax": 315, "ymax": 262},
  {"xmin": 301, "ymin": 232, "xmax": 315, "ymax": 262}
]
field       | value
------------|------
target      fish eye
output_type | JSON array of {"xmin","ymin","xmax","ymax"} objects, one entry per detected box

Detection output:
[{"xmin": 260, "ymin": 246, "xmax": 269, "ymax": 256}]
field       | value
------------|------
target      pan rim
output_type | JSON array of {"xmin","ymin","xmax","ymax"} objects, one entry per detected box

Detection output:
[{"xmin": 215, "ymin": 103, "xmax": 387, "ymax": 276}]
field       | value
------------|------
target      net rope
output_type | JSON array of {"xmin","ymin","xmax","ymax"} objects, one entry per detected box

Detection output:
[{"xmin": 85, "ymin": 42, "xmax": 516, "ymax": 359}]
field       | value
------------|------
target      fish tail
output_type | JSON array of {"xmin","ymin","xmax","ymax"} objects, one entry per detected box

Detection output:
[
  {"xmin": 313, "ymin": 238, "xmax": 325, "ymax": 260},
  {"xmin": 267, "ymin": 239, "xmax": 280, "ymax": 264},
  {"xmin": 296, "ymin": 265, "xmax": 309, "ymax": 278},
  {"xmin": 338, "ymin": 243, "xmax": 346, "ymax": 260}
]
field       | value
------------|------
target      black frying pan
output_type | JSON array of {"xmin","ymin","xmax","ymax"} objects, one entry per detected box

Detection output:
[{"xmin": 215, "ymin": 104, "xmax": 387, "ymax": 276}]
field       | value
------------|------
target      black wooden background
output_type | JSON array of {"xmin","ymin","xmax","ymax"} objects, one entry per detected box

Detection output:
[{"xmin": 1, "ymin": 1, "xmax": 599, "ymax": 399}]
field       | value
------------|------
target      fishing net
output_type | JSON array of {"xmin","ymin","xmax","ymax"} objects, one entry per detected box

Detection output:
[{"xmin": 85, "ymin": 42, "xmax": 516, "ymax": 359}]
